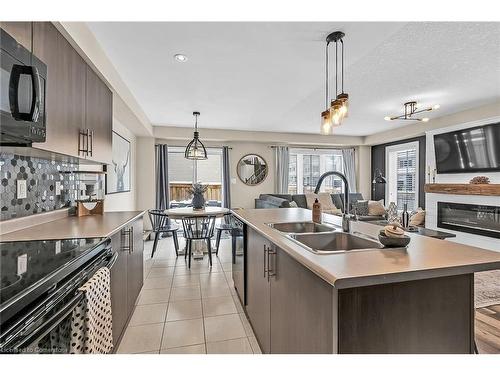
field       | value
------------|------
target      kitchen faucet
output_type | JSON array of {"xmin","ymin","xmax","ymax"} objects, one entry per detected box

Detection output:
[{"xmin": 314, "ymin": 171, "xmax": 353, "ymax": 232}]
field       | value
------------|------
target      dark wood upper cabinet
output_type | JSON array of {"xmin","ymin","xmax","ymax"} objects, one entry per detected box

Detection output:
[
  {"xmin": 85, "ymin": 65, "xmax": 113, "ymax": 164},
  {"xmin": 32, "ymin": 22, "xmax": 86, "ymax": 158},
  {"xmin": 0, "ymin": 22, "xmax": 32, "ymax": 51},
  {"xmin": 4, "ymin": 21, "xmax": 113, "ymax": 163}
]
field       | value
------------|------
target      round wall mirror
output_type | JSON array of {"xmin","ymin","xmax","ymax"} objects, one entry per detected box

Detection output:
[{"xmin": 237, "ymin": 154, "xmax": 268, "ymax": 186}]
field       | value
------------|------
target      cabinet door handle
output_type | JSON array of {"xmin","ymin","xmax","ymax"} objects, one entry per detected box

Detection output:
[
  {"xmin": 78, "ymin": 130, "xmax": 87, "ymax": 157},
  {"xmin": 130, "ymin": 227, "xmax": 134, "ymax": 253},
  {"xmin": 88, "ymin": 129, "xmax": 94, "ymax": 157},
  {"xmin": 267, "ymin": 247, "xmax": 276, "ymax": 280},
  {"xmin": 263, "ymin": 245, "xmax": 267, "ymax": 277},
  {"xmin": 121, "ymin": 228, "xmax": 132, "ymax": 253}
]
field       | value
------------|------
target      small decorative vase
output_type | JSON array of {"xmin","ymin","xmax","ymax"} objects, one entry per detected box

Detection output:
[
  {"xmin": 387, "ymin": 202, "xmax": 399, "ymax": 223},
  {"xmin": 401, "ymin": 203, "xmax": 410, "ymax": 228},
  {"xmin": 192, "ymin": 192, "xmax": 205, "ymax": 210}
]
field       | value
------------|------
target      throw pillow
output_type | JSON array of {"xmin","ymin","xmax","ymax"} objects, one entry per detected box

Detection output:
[
  {"xmin": 409, "ymin": 208, "xmax": 425, "ymax": 226},
  {"xmin": 289, "ymin": 201, "xmax": 298, "ymax": 208},
  {"xmin": 304, "ymin": 193, "xmax": 341, "ymax": 214},
  {"xmin": 368, "ymin": 200, "xmax": 386, "ymax": 216},
  {"xmin": 351, "ymin": 200, "xmax": 369, "ymax": 216}
]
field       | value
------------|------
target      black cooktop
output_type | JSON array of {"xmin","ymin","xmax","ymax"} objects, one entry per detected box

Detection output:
[{"xmin": 0, "ymin": 238, "xmax": 106, "ymax": 307}]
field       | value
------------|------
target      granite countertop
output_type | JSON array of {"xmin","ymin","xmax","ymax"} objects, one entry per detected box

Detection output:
[
  {"xmin": 232, "ymin": 208, "xmax": 500, "ymax": 289},
  {"xmin": 0, "ymin": 211, "xmax": 146, "ymax": 241}
]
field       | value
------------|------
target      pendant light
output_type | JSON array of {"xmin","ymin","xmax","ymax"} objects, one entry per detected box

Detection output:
[
  {"xmin": 337, "ymin": 37, "xmax": 349, "ymax": 118},
  {"xmin": 184, "ymin": 111, "xmax": 208, "ymax": 160},
  {"xmin": 320, "ymin": 31, "xmax": 349, "ymax": 134},
  {"xmin": 320, "ymin": 37, "xmax": 333, "ymax": 135}
]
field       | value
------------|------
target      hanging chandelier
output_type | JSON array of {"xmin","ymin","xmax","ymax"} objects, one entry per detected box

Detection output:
[
  {"xmin": 184, "ymin": 111, "xmax": 208, "ymax": 160},
  {"xmin": 384, "ymin": 101, "xmax": 440, "ymax": 122},
  {"xmin": 321, "ymin": 31, "xmax": 349, "ymax": 135}
]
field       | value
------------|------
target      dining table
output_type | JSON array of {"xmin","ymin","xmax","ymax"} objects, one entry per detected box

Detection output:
[{"xmin": 164, "ymin": 206, "xmax": 230, "ymax": 259}]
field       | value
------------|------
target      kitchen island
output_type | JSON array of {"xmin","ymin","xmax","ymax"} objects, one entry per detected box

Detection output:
[{"xmin": 232, "ymin": 208, "xmax": 500, "ymax": 354}]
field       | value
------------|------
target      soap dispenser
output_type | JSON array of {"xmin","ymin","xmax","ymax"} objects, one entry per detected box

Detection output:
[{"xmin": 312, "ymin": 198, "xmax": 322, "ymax": 223}]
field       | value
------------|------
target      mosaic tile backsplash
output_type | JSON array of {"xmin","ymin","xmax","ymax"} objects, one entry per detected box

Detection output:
[{"xmin": 0, "ymin": 152, "xmax": 78, "ymax": 221}]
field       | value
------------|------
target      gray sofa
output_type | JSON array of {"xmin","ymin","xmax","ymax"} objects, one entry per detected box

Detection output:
[{"xmin": 255, "ymin": 193, "xmax": 385, "ymax": 221}]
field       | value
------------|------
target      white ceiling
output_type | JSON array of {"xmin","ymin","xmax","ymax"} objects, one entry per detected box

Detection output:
[{"xmin": 87, "ymin": 22, "xmax": 500, "ymax": 136}]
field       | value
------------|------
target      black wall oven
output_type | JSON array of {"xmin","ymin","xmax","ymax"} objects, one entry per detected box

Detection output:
[
  {"xmin": 0, "ymin": 238, "xmax": 115, "ymax": 354},
  {"xmin": 0, "ymin": 28, "xmax": 46, "ymax": 145}
]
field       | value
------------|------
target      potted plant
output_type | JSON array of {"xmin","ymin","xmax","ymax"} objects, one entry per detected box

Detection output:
[{"xmin": 189, "ymin": 183, "xmax": 208, "ymax": 210}]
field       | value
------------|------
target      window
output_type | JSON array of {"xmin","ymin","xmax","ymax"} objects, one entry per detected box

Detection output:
[
  {"xmin": 167, "ymin": 146, "xmax": 223, "ymax": 208},
  {"xmin": 288, "ymin": 148, "xmax": 344, "ymax": 195},
  {"xmin": 385, "ymin": 142, "xmax": 419, "ymax": 211}
]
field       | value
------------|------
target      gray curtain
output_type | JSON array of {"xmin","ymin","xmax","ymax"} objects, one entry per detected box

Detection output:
[
  {"xmin": 274, "ymin": 146, "xmax": 289, "ymax": 194},
  {"xmin": 155, "ymin": 144, "xmax": 169, "ymax": 210},
  {"xmin": 222, "ymin": 146, "xmax": 231, "ymax": 209},
  {"xmin": 342, "ymin": 148, "xmax": 357, "ymax": 193}
]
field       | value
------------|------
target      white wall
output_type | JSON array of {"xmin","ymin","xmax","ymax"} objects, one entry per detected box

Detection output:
[
  {"xmin": 356, "ymin": 146, "xmax": 372, "ymax": 199},
  {"xmin": 104, "ymin": 119, "xmax": 137, "ymax": 212},
  {"xmin": 227, "ymin": 142, "xmax": 275, "ymax": 209},
  {"xmin": 135, "ymin": 137, "xmax": 156, "ymax": 229}
]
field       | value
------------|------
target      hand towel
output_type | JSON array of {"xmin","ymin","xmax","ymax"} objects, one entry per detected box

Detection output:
[{"xmin": 69, "ymin": 267, "xmax": 113, "ymax": 354}]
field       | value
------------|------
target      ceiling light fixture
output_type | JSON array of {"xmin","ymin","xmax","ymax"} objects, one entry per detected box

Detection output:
[
  {"xmin": 384, "ymin": 101, "xmax": 440, "ymax": 122},
  {"xmin": 320, "ymin": 31, "xmax": 349, "ymax": 135},
  {"xmin": 174, "ymin": 54, "xmax": 188, "ymax": 62},
  {"xmin": 184, "ymin": 112, "xmax": 207, "ymax": 160}
]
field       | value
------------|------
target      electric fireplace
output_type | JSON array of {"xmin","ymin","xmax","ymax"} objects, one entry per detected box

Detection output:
[{"xmin": 437, "ymin": 202, "xmax": 500, "ymax": 239}]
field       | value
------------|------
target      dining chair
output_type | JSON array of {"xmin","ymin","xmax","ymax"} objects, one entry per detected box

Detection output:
[
  {"xmin": 148, "ymin": 209, "xmax": 180, "ymax": 258},
  {"xmin": 214, "ymin": 213, "xmax": 234, "ymax": 255},
  {"xmin": 181, "ymin": 215, "xmax": 216, "ymax": 268}
]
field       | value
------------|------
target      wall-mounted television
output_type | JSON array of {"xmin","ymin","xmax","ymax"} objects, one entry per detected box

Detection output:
[{"xmin": 433, "ymin": 123, "xmax": 500, "ymax": 174}]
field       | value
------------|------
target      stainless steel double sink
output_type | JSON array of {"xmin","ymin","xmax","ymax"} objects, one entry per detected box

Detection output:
[{"xmin": 267, "ymin": 221, "xmax": 383, "ymax": 254}]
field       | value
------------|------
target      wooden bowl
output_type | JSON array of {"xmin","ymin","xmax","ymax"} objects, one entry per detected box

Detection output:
[{"xmin": 378, "ymin": 231, "xmax": 411, "ymax": 248}]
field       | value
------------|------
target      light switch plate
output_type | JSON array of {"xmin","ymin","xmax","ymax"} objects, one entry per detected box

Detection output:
[
  {"xmin": 17, "ymin": 254, "xmax": 27, "ymax": 276},
  {"xmin": 55, "ymin": 181, "xmax": 62, "ymax": 196},
  {"xmin": 17, "ymin": 180, "xmax": 27, "ymax": 199}
]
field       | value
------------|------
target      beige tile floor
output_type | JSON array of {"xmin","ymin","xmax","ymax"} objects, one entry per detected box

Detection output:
[{"xmin": 116, "ymin": 235, "xmax": 261, "ymax": 354}]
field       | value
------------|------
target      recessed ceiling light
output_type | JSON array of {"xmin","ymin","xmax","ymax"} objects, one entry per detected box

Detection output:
[
  {"xmin": 174, "ymin": 54, "xmax": 188, "ymax": 63},
  {"xmin": 384, "ymin": 116, "xmax": 391, "ymax": 121}
]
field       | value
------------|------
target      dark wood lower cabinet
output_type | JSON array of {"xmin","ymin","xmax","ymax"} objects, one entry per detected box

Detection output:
[
  {"xmin": 337, "ymin": 274, "xmax": 474, "ymax": 354},
  {"xmin": 246, "ymin": 229, "xmax": 333, "ymax": 354},
  {"xmin": 109, "ymin": 233, "xmax": 128, "ymax": 347},
  {"xmin": 109, "ymin": 217, "xmax": 144, "ymax": 349},
  {"xmin": 270, "ymin": 247, "xmax": 333, "ymax": 353},
  {"xmin": 127, "ymin": 218, "xmax": 144, "ymax": 310},
  {"xmin": 245, "ymin": 228, "xmax": 271, "ymax": 353}
]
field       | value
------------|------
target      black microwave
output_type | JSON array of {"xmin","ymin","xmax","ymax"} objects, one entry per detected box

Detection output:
[{"xmin": 0, "ymin": 28, "xmax": 47, "ymax": 145}]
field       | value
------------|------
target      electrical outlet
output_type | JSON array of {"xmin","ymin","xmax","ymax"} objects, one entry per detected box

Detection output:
[
  {"xmin": 55, "ymin": 181, "xmax": 62, "ymax": 196},
  {"xmin": 17, "ymin": 254, "xmax": 27, "ymax": 276},
  {"xmin": 17, "ymin": 180, "xmax": 27, "ymax": 199}
]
